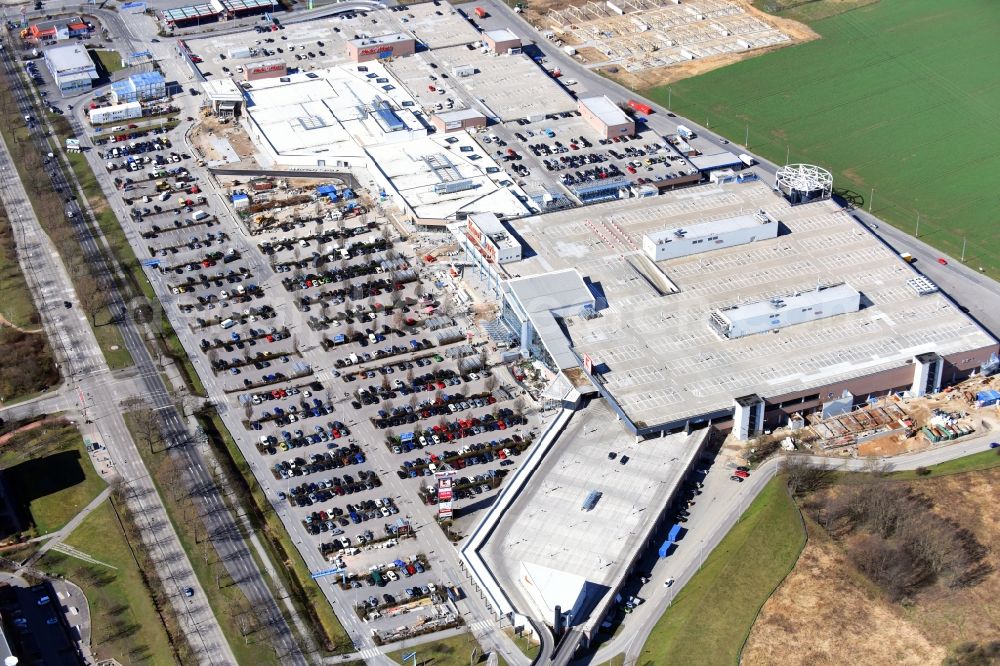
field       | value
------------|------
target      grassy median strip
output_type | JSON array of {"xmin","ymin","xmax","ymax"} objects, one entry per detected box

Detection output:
[
  {"xmin": 638, "ymin": 478, "xmax": 805, "ymax": 665},
  {"xmin": 196, "ymin": 410, "xmax": 354, "ymax": 655},
  {"xmin": 0, "ymin": 69, "xmax": 131, "ymax": 369},
  {"xmin": 124, "ymin": 411, "xmax": 283, "ymax": 666},
  {"xmin": 0, "ymin": 199, "xmax": 60, "ymax": 403},
  {"xmin": 62, "ymin": 136, "xmax": 205, "ymax": 396},
  {"xmin": 40, "ymin": 499, "xmax": 180, "ymax": 666}
]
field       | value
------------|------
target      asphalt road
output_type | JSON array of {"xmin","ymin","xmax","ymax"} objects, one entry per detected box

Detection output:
[
  {"xmin": 1, "ymin": 24, "xmax": 303, "ymax": 663},
  {"xmin": 0, "ymin": 107, "xmax": 238, "ymax": 664}
]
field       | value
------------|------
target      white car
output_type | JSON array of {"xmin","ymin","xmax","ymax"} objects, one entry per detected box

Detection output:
[{"xmin": 664, "ymin": 577, "xmax": 675, "ymax": 588}]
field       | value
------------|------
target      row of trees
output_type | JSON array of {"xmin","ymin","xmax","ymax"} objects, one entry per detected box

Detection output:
[
  {"xmin": 0, "ymin": 69, "xmax": 111, "ymax": 329},
  {"xmin": 800, "ymin": 467, "xmax": 992, "ymax": 601}
]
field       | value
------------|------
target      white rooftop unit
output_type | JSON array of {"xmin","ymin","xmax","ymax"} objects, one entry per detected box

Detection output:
[
  {"xmin": 643, "ymin": 209, "xmax": 778, "ymax": 262},
  {"xmin": 709, "ymin": 283, "xmax": 861, "ymax": 339}
]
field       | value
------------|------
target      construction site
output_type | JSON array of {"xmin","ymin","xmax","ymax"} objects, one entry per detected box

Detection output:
[{"xmin": 753, "ymin": 370, "xmax": 1000, "ymax": 459}]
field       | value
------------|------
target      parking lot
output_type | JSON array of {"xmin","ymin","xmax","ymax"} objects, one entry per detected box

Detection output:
[
  {"xmin": 87, "ymin": 103, "xmax": 542, "ymax": 640},
  {"xmin": 474, "ymin": 111, "xmax": 698, "ymax": 205}
]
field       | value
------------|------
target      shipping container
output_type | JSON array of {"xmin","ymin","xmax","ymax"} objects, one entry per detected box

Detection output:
[{"xmin": 474, "ymin": 6, "xmax": 487, "ymax": 18}]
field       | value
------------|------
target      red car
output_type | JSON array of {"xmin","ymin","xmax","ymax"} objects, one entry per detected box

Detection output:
[
  {"xmin": 733, "ymin": 470, "xmax": 750, "ymax": 479},
  {"xmin": 937, "ymin": 257, "xmax": 948, "ymax": 265}
]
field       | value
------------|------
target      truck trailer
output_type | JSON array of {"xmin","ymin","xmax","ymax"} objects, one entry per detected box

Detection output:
[{"xmin": 627, "ymin": 99, "xmax": 653, "ymax": 115}]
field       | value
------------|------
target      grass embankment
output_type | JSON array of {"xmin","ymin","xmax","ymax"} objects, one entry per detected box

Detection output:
[
  {"xmin": 889, "ymin": 447, "xmax": 1000, "ymax": 480},
  {"xmin": 637, "ymin": 478, "xmax": 806, "ymax": 665},
  {"xmin": 0, "ymin": 421, "xmax": 107, "ymax": 537},
  {"xmin": 196, "ymin": 410, "xmax": 353, "ymax": 654},
  {"xmin": 506, "ymin": 630, "xmax": 539, "ymax": 661},
  {"xmin": 40, "ymin": 500, "xmax": 178, "ymax": 665},
  {"xmin": 91, "ymin": 49, "xmax": 124, "ymax": 75},
  {"xmin": 648, "ymin": 0, "xmax": 1000, "ymax": 277},
  {"xmin": 0, "ymin": 68, "xmax": 131, "ymax": 369},
  {"xmin": 63, "ymin": 137, "xmax": 205, "ymax": 396},
  {"xmin": 744, "ymin": 455, "xmax": 1000, "ymax": 663},
  {"xmin": 387, "ymin": 632, "xmax": 490, "ymax": 666},
  {"xmin": 0, "ymin": 200, "xmax": 59, "ymax": 402},
  {"xmin": 123, "ymin": 412, "xmax": 282, "ymax": 666}
]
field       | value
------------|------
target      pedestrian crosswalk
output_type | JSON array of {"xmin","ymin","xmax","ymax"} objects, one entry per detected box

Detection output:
[
  {"xmin": 468, "ymin": 619, "xmax": 493, "ymax": 633},
  {"xmin": 358, "ymin": 647, "xmax": 382, "ymax": 660}
]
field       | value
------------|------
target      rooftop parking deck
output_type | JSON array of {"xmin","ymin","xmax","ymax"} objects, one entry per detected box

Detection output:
[
  {"xmin": 480, "ymin": 399, "xmax": 701, "ymax": 630},
  {"xmin": 506, "ymin": 180, "xmax": 997, "ymax": 428}
]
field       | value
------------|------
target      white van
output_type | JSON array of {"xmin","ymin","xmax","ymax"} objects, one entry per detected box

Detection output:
[{"xmin": 221, "ymin": 318, "xmax": 236, "ymax": 329}]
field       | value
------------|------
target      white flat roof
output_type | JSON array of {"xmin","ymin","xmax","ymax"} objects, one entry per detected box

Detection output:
[
  {"xmin": 482, "ymin": 402, "xmax": 704, "ymax": 628},
  {"xmin": 45, "ymin": 43, "xmax": 96, "ymax": 73},
  {"xmin": 202, "ymin": 77, "xmax": 244, "ymax": 101},
  {"xmin": 646, "ymin": 210, "xmax": 772, "ymax": 245},
  {"xmin": 367, "ymin": 135, "xmax": 529, "ymax": 220},
  {"xmin": 580, "ymin": 96, "xmax": 630, "ymax": 126},
  {"xmin": 485, "ymin": 28, "xmax": 519, "ymax": 43},
  {"xmin": 689, "ymin": 151, "xmax": 743, "ymax": 171},
  {"xmin": 348, "ymin": 32, "xmax": 413, "ymax": 48},
  {"xmin": 470, "ymin": 212, "xmax": 520, "ymax": 250},
  {"xmin": 507, "ymin": 269, "xmax": 595, "ymax": 369},
  {"xmin": 244, "ymin": 64, "xmax": 424, "ymax": 157},
  {"xmin": 434, "ymin": 108, "xmax": 485, "ymax": 123}
]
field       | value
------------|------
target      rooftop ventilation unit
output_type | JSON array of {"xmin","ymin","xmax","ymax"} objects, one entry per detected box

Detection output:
[
  {"xmin": 581, "ymin": 490, "xmax": 602, "ymax": 511},
  {"xmin": 906, "ymin": 275, "xmax": 939, "ymax": 296}
]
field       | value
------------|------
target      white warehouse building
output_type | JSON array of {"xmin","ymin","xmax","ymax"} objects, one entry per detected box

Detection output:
[
  {"xmin": 89, "ymin": 101, "xmax": 142, "ymax": 125},
  {"xmin": 642, "ymin": 209, "xmax": 778, "ymax": 262}
]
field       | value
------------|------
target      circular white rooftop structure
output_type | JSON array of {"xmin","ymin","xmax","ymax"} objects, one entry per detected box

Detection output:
[{"xmin": 775, "ymin": 163, "xmax": 833, "ymax": 204}]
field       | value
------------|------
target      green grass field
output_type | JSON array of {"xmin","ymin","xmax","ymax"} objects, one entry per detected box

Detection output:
[
  {"xmin": 387, "ymin": 632, "xmax": 488, "ymax": 666},
  {"xmin": 646, "ymin": 0, "xmax": 1000, "ymax": 277},
  {"xmin": 40, "ymin": 500, "xmax": 177, "ymax": 665},
  {"xmin": 637, "ymin": 478, "xmax": 805, "ymax": 665},
  {"xmin": 91, "ymin": 50, "xmax": 124, "ymax": 75},
  {"xmin": 886, "ymin": 446, "xmax": 1000, "ymax": 480},
  {"xmin": 0, "ymin": 422, "xmax": 107, "ymax": 536}
]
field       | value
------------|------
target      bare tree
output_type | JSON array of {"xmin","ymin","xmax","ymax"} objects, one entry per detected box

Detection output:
[
  {"xmin": 781, "ymin": 457, "xmax": 835, "ymax": 496},
  {"xmin": 77, "ymin": 274, "xmax": 107, "ymax": 325},
  {"xmin": 131, "ymin": 406, "xmax": 164, "ymax": 454}
]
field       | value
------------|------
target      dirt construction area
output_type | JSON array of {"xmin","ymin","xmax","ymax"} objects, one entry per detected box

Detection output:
[
  {"xmin": 521, "ymin": 0, "xmax": 817, "ymax": 89},
  {"xmin": 743, "ymin": 467, "xmax": 1000, "ymax": 666}
]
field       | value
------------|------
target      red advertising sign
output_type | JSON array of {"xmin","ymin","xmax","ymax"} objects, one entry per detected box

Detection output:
[
  {"xmin": 359, "ymin": 45, "xmax": 394, "ymax": 57},
  {"xmin": 466, "ymin": 218, "xmax": 483, "ymax": 244},
  {"xmin": 250, "ymin": 63, "xmax": 285, "ymax": 74},
  {"xmin": 582, "ymin": 352, "xmax": 594, "ymax": 374}
]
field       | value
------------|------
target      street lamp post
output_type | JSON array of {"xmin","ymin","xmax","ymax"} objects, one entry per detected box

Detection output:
[
  {"xmin": 915, "ymin": 212, "xmax": 920, "ymax": 238},
  {"xmin": 869, "ymin": 187, "xmax": 875, "ymax": 213}
]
